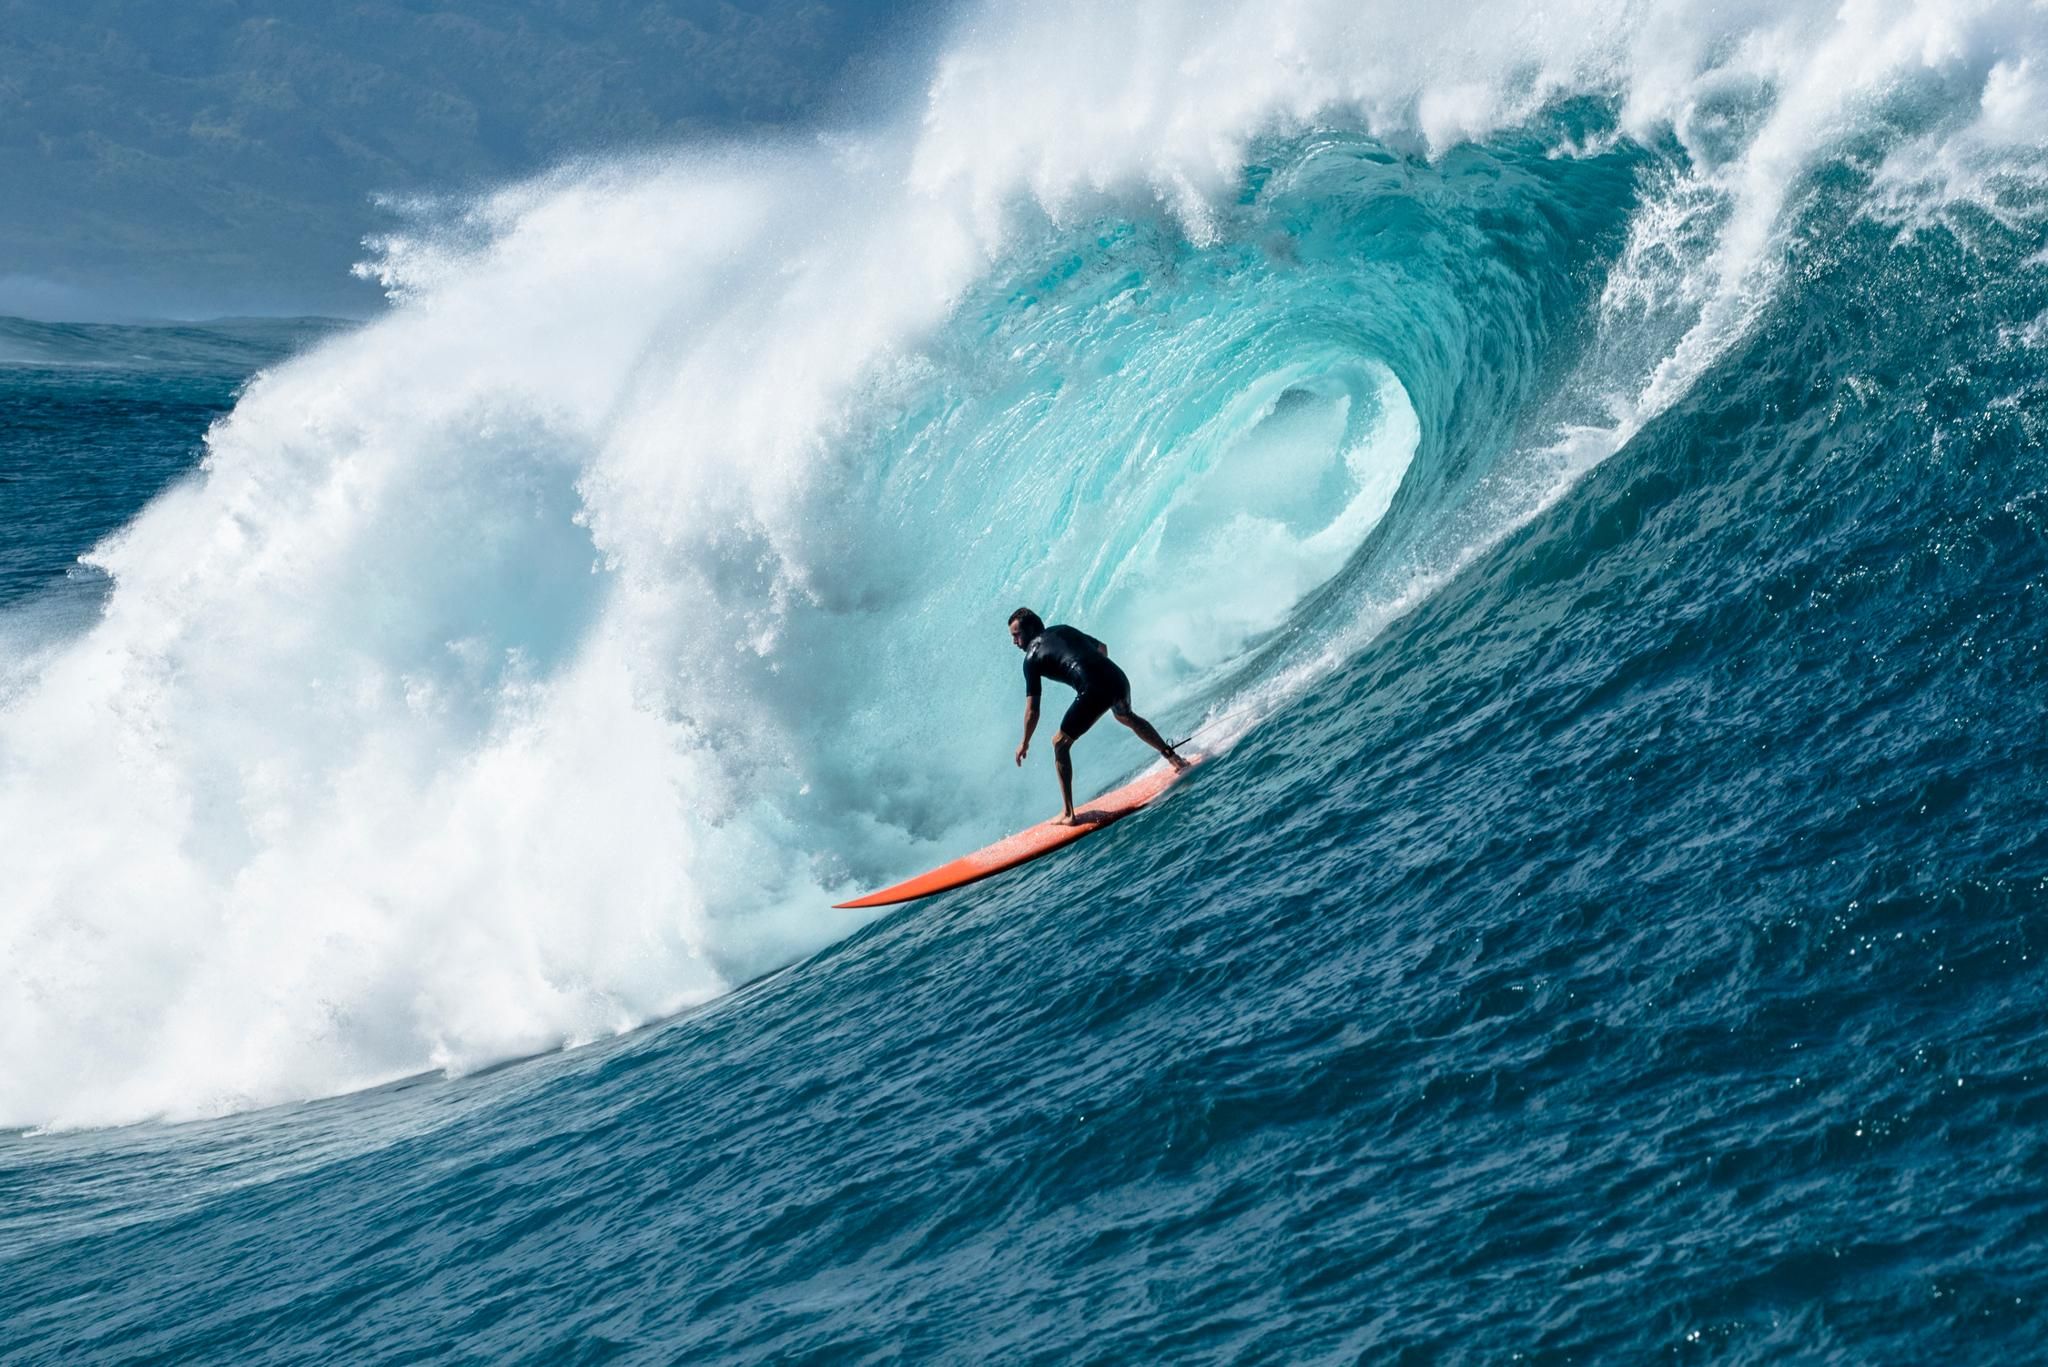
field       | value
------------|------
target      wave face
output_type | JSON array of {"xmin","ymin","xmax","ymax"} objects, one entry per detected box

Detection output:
[{"xmin": 6, "ymin": 1, "xmax": 2048, "ymax": 1350}]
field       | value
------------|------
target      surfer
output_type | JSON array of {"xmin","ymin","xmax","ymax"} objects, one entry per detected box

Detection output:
[{"xmin": 1009, "ymin": 607, "xmax": 1188, "ymax": 825}]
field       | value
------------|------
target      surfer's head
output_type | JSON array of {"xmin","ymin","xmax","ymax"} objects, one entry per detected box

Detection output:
[{"xmin": 1007, "ymin": 607, "xmax": 1044, "ymax": 650}]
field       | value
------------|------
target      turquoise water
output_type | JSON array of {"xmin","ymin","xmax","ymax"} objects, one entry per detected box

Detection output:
[{"xmin": 7, "ymin": 2, "xmax": 2048, "ymax": 1358}]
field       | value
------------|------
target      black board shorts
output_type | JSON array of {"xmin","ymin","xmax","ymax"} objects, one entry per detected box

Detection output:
[{"xmin": 1060, "ymin": 663, "xmax": 1132, "ymax": 739}]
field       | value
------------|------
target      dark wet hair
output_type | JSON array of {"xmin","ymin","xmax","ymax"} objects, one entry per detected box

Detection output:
[{"xmin": 1008, "ymin": 607, "xmax": 1044, "ymax": 640}]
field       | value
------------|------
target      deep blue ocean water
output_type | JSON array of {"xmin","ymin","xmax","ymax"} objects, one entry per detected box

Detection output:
[
  {"xmin": 8, "ymin": 17, "xmax": 2048, "ymax": 1362},
  {"xmin": 0, "ymin": 318, "xmax": 346, "ymax": 608}
]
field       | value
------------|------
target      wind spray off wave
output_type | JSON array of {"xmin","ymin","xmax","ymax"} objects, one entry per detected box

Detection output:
[{"xmin": 6, "ymin": 0, "xmax": 2048, "ymax": 1130}]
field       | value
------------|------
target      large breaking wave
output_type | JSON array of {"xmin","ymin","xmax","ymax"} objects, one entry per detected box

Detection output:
[{"xmin": 6, "ymin": 0, "xmax": 2047, "ymax": 1129}]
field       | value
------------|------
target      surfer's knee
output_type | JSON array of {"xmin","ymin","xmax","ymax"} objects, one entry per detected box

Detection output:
[{"xmin": 1052, "ymin": 732, "xmax": 1073, "ymax": 758}]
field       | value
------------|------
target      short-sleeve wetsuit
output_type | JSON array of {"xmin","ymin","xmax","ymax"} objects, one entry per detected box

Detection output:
[{"xmin": 1023, "ymin": 624, "xmax": 1132, "ymax": 738}]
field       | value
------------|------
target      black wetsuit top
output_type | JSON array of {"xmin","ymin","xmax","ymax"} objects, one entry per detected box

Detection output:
[{"xmin": 1024, "ymin": 624, "xmax": 1131, "ymax": 737}]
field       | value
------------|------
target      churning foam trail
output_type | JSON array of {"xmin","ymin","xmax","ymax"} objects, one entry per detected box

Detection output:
[{"xmin": 6, "ymin": 0, "xmax": 2044, "ymax": 1129}]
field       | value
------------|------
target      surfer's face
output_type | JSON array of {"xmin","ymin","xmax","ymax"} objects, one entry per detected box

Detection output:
[{"xmin": 1009, "ymin": 621, "xmax": 1028, "ymax": 650}]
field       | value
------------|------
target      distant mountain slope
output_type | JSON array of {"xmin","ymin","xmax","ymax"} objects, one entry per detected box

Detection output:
[{"xmin": 0, "ymin": 0, "xmax": 936, "ymax": 317}]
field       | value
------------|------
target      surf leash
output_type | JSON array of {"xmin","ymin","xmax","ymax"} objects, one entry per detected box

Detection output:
[{"xmin": 1170, "ymin": 698, "xmax": 1264, "ymax": 753}]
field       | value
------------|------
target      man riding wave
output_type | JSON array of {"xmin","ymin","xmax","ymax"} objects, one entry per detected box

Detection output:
[{"xmin": 1008, "ymin": 607, "xmax": 1188, "ymax": 825}]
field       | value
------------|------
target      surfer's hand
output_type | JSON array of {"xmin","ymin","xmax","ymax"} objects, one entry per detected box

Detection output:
[{"xmin": 1015, "ymin": 742, "xmax": 1028, "ymax": 765}]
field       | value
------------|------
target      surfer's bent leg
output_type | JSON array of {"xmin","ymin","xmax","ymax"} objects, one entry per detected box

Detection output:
[
  {"xmin": 1113, "ymin": 699, "xmax": 1189, "ymax": 770},
  {"xmin": 1051, "ymin": 731, "xmax": 1077, "ymax": 820}
]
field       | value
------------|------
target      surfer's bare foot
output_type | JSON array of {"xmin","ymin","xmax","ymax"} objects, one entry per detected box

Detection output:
[
  {"xmin": 1167, "ymin": 751, "xmax": 1190, "ymax": 772},
  {"xmin": 1055, "ymin": 812, "xmax": 1083, "ymax": 826}
]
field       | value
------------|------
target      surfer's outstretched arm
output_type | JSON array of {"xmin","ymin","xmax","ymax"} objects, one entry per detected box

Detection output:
[{"xmin": 1016, "ymin": 697, "xmax": 1039, "ymax": 766}]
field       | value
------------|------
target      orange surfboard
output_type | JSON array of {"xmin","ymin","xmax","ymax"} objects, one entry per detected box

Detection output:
[{"xmin": 833, "ymin": 758, "xmax": 1202, "ymax": 909}]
